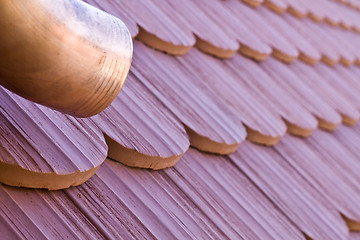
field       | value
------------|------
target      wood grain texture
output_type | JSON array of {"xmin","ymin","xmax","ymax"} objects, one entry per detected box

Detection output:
[
  {"xmin": 192, "ymin": 0, "xmax": 272, "ymax": 61},
  {"xmin": 226, "ymin": 54, "xmax": 318, "ymax": 137},
  {"xmin": 302, "ymin": 0, "xmax": 360, "ymax": 30},
  {"xmin": 304, "ymin": 21, "xmax": 356, "ymax": 66},
  {"xmin": 257, "ymin": 7, "xmax": 322, "ymax": 65},
  {"xmin": 86, "ymin": 0, "xmax": 195, "ymax": 55},
  {"xmin": 124, "ymin": 0, "xmax": 195, "ymax": 55},
  {"xmin": 131, "ymin": 41, "xmax": 247, "ymax": 154},
  {"xmin": 178, "ymin": 50, "xmax": 287, "ymax": 146},
  {"xmin": 91, "ymin": 72, "xmax": 190, "ymax": 170},
  {"xmin": 324, "ymin": 27, "xmax": 357, "ymax": 67},
  {"xmin": 337, "ymin": 65, "xmax": 360, "ymax": 108},
  {"xmin": 3, "ymin": 122, "xmax": 360, "ymax": 238},
  {"xmin": 265, "ymin": 0, "xmax": 360, "ymax": 32},
  {"xmin": 290, "ymin": 61, "xmax": 359, "ymax": 125},
  {"xmin": 2, "ymin": 3, "xmax": 360, "ymax": 239},
  {"xmin": 284, "ymin": 15, "xmax": 341, "ymax": 66},
  {"xmin": 340, "ymin": 30, "xmax": 360, "ymax": 64},
  {"xmin": 230, "ymin": 141, "xmax": 349, "ymax": 240},
  {"xmin": 224, "ymin": 0, "xmax": 299, "ymax": 63},
  {"xmin": 314, "ymin": 64, "xmax": 360, "ymax": 111},
  {"xmin": 278, "ymin": 127, "xmax": 360, "ymax": 228},
  {"xmin": 260, "ymin": 57, "xmax": 343, "ymax": 131},
  {"xmin": 308, "ymin": 0, "xmax": 358, "ymax": 30},
  {"xmin": 85, "ymin": 0, "xmax": 360, "ymax": 68},
  {"xmin": 150, "ymin": 0, "xmax": 240, "ymax": 59},
  {"xmin": 0, "ymin": 0, "xmax": 132, "ymax": 117},
  {"xmin": 0, "ymin": 87, "xmax": 107, "ymax": 190},
  {"xmin": 0, "ymin": 149, "xmax": 305, "ymax": 239},
  {"xmin": 264, "ymin": 0, "xmax": 339, "ymax": 26}
]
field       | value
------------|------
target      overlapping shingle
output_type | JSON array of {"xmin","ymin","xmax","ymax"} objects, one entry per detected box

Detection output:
[
  {"xmin": 131, "ymin": 42, "xmax": 247, "ymax": 154},
  {"xmin": 3, "ymin": 0, "xmax": 360, "ymax": 178},
  {"xmin": 177, "ymin": 49, "xmax": 287, "ymax": 145},
  {"xmin": 281, "ymin": 127, "xmax": 360, "ymax": 229},
  {"xmin": 224, "ymin": 54, "xmax": 319, "ymax": 137},
  {"xmin": 2, "ymin": 0, "xmax": 360, "ymax": 238},
  {"xmin": 260, "ymin": 0, "xmax": 360, "ymax": 31},
  {"xmin": 229, "ymin": 124, "xmax": 360, "ymax": 239},
  {"xmin": 289, "ymin": 61, "xmax": 360, "ymax": 125},
  {"xmin": 85, "ymin": 0, "xmax": 360, "ymax": 68},
  {"xmin": 191, "ymin": 0, "xmax": 272, "ymax": 61},
  {"xmin": 149, "ymin": 0, "xmax": 240, "ymax": 59},
  {"xmin": 253, "ymin": 6, "xmax": 322, "ymax": 65},
  {"xmin": 224, "ymin": 0, "xmax": 299, "ymax": 63},
  {"xmin": 3, "ymin": 122, "xmax": 360, "ymax": 238},
  {"xmin": 0, "ymin": 149, "xmax": 305, "ymax": 239},
  {"xmin": 260, "ymin": 58, "xmax": 343, "ymax": 130},
  {"xmin": 91, "ymin": 72, "xmax": 189, "ymax": 169},
  {"xmin": 87, "ymin": 0, "xmax": 196, "ymax": 54},
  {"xmin": 0, "ymin": 87, "xmax": 107, "ymax": 190}
]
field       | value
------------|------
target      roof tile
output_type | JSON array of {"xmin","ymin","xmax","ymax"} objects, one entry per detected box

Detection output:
[
  {"xmin": 284, "ymin": 15, "xmax": 341, "ymax": 66},
  {"xmin": 260, "ymin": 58, "xmax": 343, "ymax": 130},
  {"xmin": 315, "ymin": 64, "xmax": 360, "ymax": 109},
  {"xmin": 230, "ymin": 140, "xmax": 349, "ymax": 240},
  {"xmin": 257, "ymin": 6, "xmax": 322, "ymax": 65},
  {"xmin": 224, "ymin": 1, "xmax": 299, "ymax": 63},
  {"xmin": 226, "ymin": 54, "xmax": 318, "ymax": 137},
  {"xmin": 4, "ymin": 120, "xmax": 360, "ymax": 238},
  {"xmin": 193, "ymin": 0, "xmax": 272, "ymax": 61},
  {"xmin": 3, "ymin": 0, "xmax": 360, "ymax": 237},
  {"xmin": 91, "ymin": 72, "xmax": 189, "ymax": 169},
  {"xmin": 289, "ymin": 61, "xmax": 360, "ymax": 125},
  {"xmin": 0, "ymin": 88, "xmax": 107, "ymax": 189},
  {"xmin": 0, "ymin": 147, "xmax": 306, "ymax": 239},
  {"xmin": 177, "ymin": 49, "xmax": 287, "ymax": 145},
  {"xmin": 150, "ymin": 0, "xmax": 240, "ymax": 58},
  {"xmin": 131, "ymin": 42, "xmax": 247, "ymax": 153}
]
